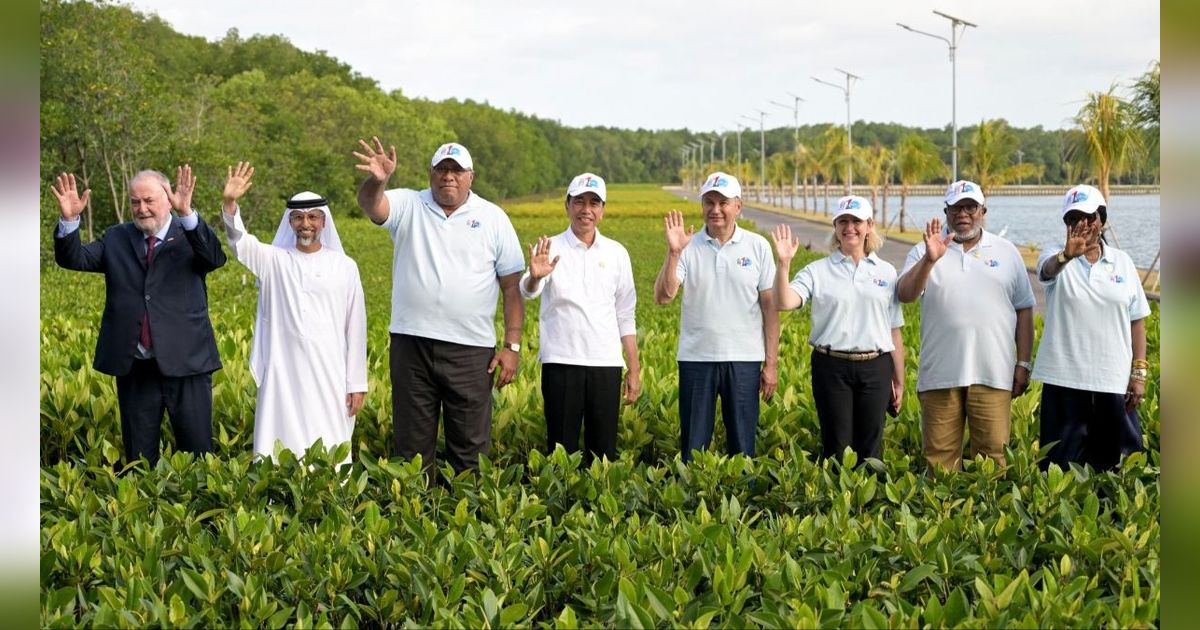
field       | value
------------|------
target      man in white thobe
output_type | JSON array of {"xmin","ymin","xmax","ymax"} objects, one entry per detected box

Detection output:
[{"xmin": 220, "ymin": 162, "xmax": 368, "ymax": 462}]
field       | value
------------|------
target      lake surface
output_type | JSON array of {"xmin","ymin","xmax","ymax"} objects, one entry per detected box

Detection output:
[{"xmin": 782, "ymin": 194, "xmax": 1161, "ymax": 268}]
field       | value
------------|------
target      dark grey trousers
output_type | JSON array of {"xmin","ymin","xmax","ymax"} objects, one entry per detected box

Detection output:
[{"xmin": 389, "ymin": 333, "xmax": 495, "ymax": 473}]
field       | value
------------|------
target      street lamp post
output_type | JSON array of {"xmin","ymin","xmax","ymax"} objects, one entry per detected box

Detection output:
[
  {"xmin": 734, "ymin": 120, "xmax": 745, "ymax": 183},
  {"xmin": 740, "ymin": 111, "xmax": 767, "ymax": 202},
  {"xmin": 813, "ymin": 69, "xmax": 861, "ymax": 192},
  {"xmin": 771, "ymin": 93, "xmax": 805, "ymax": 210},
  {"xmin": 897, "ymin": 10, "xmax": 977, "ymax": 182}
]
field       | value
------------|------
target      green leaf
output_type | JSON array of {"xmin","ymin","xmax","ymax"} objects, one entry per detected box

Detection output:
[{"xmin": 899, "ymin": 564, "xmax": 937, "ymax": 593}]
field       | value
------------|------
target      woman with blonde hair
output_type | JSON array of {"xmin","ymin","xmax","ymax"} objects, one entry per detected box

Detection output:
[{"xmin": 772, "ymin": 196, "xmax": 905, "ymax": 461}]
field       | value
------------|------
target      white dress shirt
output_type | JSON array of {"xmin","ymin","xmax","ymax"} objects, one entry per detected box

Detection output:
[{"xmin": 520, "ymin": 228, "xmax": 636, "ymax": 367}]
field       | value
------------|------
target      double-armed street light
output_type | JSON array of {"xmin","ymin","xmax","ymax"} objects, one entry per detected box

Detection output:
[
  {"xmin": 813, "ymin": 69, "xmax": 861, "ymax": 191},
  {"xmin": 771, "ymin": 93, "xmax": 806, "ymax": 209},
  {"xmin": 740, "ymin": 111, "xmax": 768, "ymax": 201},
  {"xmin": 897, "ymin": 10, "xmax": 978, "ymax": 181}
]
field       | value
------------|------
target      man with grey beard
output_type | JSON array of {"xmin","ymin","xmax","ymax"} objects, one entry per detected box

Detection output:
[
  {"xmin": 896, "ymin": 180, "xmax": 1035, "ymax": 472},
  {"xmin": 51, "ymin": 167, "xmax": 226, "ymax": 466}
]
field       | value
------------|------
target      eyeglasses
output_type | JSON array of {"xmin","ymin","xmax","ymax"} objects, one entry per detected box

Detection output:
[
  {"xmin": 289, "ymin": 212, "xmax": 325, "ymax": 224},
  {"xmin": 945, "ymin": 204, "xmax": 982, "ymax": 217},
  {"xmin": 1064, "ymin": 213, "xmax": 1100, "ymax": 225},
  {"xmin": 433, "ymin": 165, "xmax": 470, "ymax": 176}
]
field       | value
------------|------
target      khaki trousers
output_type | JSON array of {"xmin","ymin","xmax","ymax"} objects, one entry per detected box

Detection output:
[{"xmin": 919, "ymin": 385, "xmax": 1012, "ymax": 471}]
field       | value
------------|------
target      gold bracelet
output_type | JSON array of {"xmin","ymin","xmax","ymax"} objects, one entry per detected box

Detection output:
[{"xmin": 1132, "ymin": 359, "xmax": 1150, "ymax": 369}]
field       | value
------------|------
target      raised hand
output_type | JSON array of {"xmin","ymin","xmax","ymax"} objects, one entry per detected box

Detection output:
[
  {"xmin": 664, "ymin": 209, "xmax": 695, "ymax": 254},
  {"xmin": 923, "ymin": 218, "xmax": 952, "ymax": 263},
  {"xmin": 353, "ymin": 136, "xmax": 397, "ymax": 183},
  {"xmin": 222, "ymin": 162, "xmax": 255, "ymax": 213},
  {"xmin": 528, "ymin": 236, "xmax": 561, "ymax": 281},
  {"xmin": 1063, "ymin": 220, "xmax": 1096, "ymax": 260},
  {"xmin": 49, "ymin": 172, "xmax": 90, "ymax": 221},
  {"xmin": 163, "ymin": 164, "xmax": 196, "ymax": 215},
  {"xmin": 771, "ymin": 224, "xmax": 800, "ymax": 262}
]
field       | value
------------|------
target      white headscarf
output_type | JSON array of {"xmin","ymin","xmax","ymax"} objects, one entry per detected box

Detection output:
[{"xmin": 270, "ymin": 191, "xmax": 344, "ymax": 253}]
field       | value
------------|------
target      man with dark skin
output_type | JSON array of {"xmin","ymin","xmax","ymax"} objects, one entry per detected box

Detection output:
[{"xmin": 354, "ymin": 138, "xmax": 524, "ymax": 475}]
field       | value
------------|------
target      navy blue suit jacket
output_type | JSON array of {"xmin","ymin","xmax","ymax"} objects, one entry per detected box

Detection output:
[{"xmin": 54, "ymin": 215, "xmax": 227, "ymax": 378}]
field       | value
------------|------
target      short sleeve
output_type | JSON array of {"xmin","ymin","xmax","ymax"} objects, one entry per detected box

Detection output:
[
  {"xmin": 889, "ymin": 292, "xmax": 904, "ymax": 328},
  {"xmin": 380, "ymin": 188, "xmax": 418, "ymax": 234},
  {"xmin": 757, "ymin": 240, "xmax": 776, "ymax": 292},
  {"xmin": 1010, "ymin": 247, "xmax": 1036, "ymax": 310},
  {"xmin": 900, "ymin": 242, "xmax": 926, "ymax": 277},
  {"xmin": 493, "ymin": 211, "xmax": 525, "ymax": 277},
  {"xmin": 675, "ymin": 254, "xmax": 687, "ymax": 283},
  {"xmin": 1127, "ymin": 254, "xmax": 1152, "ymax": 321},
  {"xmin": 789, "ymin": 263, "xmax": 816, "ymax": 305},
  {"xmin": 1037, "ymin": 246, "xmax": 1062, "ymax": 285}
]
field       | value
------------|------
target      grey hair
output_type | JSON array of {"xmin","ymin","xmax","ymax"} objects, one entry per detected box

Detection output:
[{"xmin": 130, "ymin": 169, "xmax": 170, "ymax": 189}]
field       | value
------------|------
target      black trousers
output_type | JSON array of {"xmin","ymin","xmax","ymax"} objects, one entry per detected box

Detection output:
[
  {"xmin": 541, "ymin": 363, "xmax": 622, "ymax": 463},
  {"xmin": 114, "ymin": 358, "xmax": 213, "ymax": 466},
  {"xmin": 390, "ymin": 334, "xmax": 495, "ymax": 473},
  {"xmin": 810, "ymin": 350, "xmax": 893, "ymax": 461},
  {"xmin": 1039, "ymin": 383, "xmax": 1144, "ymax": 472}
]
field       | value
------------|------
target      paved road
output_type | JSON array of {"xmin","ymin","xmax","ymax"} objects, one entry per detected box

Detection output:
[{"xmin": 666, "ymin": 187, "xmax": 1047, "ymax": 312}]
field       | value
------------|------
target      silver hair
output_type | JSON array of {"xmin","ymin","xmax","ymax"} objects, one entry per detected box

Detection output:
[{"xmin": 130, "ymin": 169, "xmax": 170, "ymax": 189}]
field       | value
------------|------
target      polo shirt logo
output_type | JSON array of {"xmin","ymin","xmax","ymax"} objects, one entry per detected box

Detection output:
[
  {"xmin": 467, "ymin": 219, "xmax": 481, "ymax": 229},
  {"xmin": 985, "ymin": 258, "xmax": 1000, "ymax": 268},
  {"xmin": 873, "ymin": 278, "xmax": 889, "ymax": 288},
  {"xmin": 1111, "ymin": 274, "xmax": 1125, "ymax": 284},
  {"xmin": 736, "ymin": 256, "xmax": 752, "ymax": 268}
]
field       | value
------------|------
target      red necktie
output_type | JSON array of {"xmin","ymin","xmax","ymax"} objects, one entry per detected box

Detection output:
[{"xmin": 139, "ymin": 236, "xmax": 158, "ymax": 350}]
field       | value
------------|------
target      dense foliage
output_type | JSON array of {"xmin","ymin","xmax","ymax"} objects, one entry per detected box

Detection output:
[{"xmin": 41, "ymin": 185, "xmax": 1160, "ymax": 627}]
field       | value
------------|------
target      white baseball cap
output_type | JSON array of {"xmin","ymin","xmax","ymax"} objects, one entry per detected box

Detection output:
[
  {"xmin": 1061, "ymin": 184, "xmax": 1106, "ymax": 217},
  {"xmin": 833, "ymin": 195, "xmax": 873, "ymax": 221},
  {"xmin": 567, "ymin": 172, "xmax": 607, "ymax": 202},
  {"xmin": 700, "ymin": 171, "xmax": 741, "ymax": 199},
  {"xmin": 430, "ymin": 142, "xmax": 473, "ymax": 170},
  {"xmin": 944, "ymin": 180, "xmax": 985, "ymax": 206}
]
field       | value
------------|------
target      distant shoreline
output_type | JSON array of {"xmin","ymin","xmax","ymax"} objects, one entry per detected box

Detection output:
[{"xmin": 879, "ymin": 184, "xmax": 1160, "ymax": 197}]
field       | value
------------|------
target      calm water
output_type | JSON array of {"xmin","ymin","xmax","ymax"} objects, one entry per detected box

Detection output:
[{"xmin": 783, "ymin": 194, "xmax": 1161, "ymax": 268}]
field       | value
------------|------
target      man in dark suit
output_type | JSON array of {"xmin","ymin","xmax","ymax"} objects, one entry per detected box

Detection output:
[{"xmin": 51, "ymin": 167, "xmax": 226, "ymax": 466}]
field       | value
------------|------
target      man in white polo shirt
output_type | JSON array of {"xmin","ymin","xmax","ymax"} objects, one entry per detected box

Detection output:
[
  {"xmin": 521, "ymin": 173, "xmax": 640, "ymax": 463},
  {"xmin": 354, "ymin": 137, "xmax": 525, "ymax": 475},
  {"xmin": 896, "ymin": 180, "xmax": 1035, "ymax": 471},
  {"xmin": 654, "ymin": 172, "xmax": 779, "ymax": 461}
]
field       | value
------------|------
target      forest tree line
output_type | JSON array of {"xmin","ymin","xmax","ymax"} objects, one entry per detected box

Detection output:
[{"xmin": 40, "ymin": 0, "xmax": 1159, "ymax": 236}]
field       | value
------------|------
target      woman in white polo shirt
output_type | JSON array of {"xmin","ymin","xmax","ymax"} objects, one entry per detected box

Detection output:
[
  {"xmin": 1032, "ymin": 184, "xmax": 1151, "ymax": 471},
  {"xmin": 772, "ymin": 196, "xmax": 905, "ymax": 462}
]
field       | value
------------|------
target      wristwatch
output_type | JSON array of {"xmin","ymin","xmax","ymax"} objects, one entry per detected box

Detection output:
[
  {"xmin": 503, "ymin": 342, "xmax": 521, "ymax": 353},
  {"xmin": 1016, "ymin": 360, "xmax": 1033, "ymax": 371},
  {"xmin": 1055, "ymin": 252, "xmax": 1069, "ymax": 264}
]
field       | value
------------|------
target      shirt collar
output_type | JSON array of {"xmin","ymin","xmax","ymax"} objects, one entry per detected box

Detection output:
[
  {"xmin": 703, "ymin": 225, "xmax": 742, "ymax": 244},
  {"xmin": 147, "ymin": 216, "xmax": 172, "ymax": 241},
  {"xmin": 830, "ymin": 249, "xmax": 879, "ymax": 265},
  {"xmin": 563, "ymin": 227, "xmax": 602, "ymax": 249}
]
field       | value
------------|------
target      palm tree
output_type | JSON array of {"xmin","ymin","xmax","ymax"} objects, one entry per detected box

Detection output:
[
  {"xmin": 1074, "ymin": 88, "xmax": 1144, "ymax": 201},
  {"xmin": 815, "ymin": 127, "xmax": 845, "ymax": 214},
  {"xmin": 895, "ymin": 133, "xmax": 945, "ymax": 233},
  {"xmin": 963, "ymin": 119, "xmax": 1041, "ymax": 197},
  {"xmin": 1130, "ymin": 60, "xmax": 1159, "ymax": 158},
  {"xmin": 859, "ymin": 144, "xmax": 892, "ymax": 219}
]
